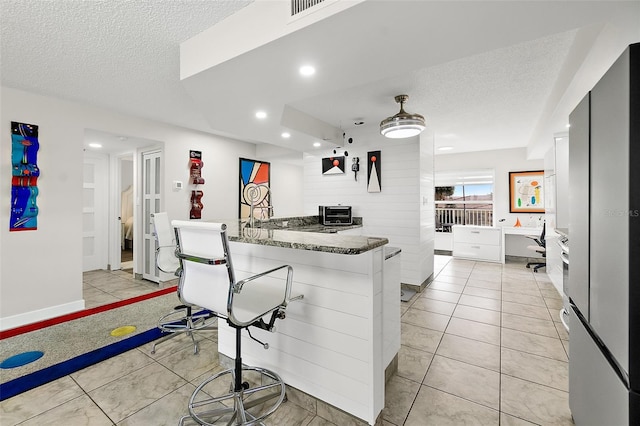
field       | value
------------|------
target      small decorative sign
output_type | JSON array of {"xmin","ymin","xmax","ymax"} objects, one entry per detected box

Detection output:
[{"xmin": 189, "ymin": 150, "xmax": 204, "ymax": 185}]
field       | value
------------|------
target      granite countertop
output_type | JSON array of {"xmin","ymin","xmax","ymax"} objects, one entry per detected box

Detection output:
[{"xmin": 220, "ymin": 216, "xmax": 388, "ymax": 255}]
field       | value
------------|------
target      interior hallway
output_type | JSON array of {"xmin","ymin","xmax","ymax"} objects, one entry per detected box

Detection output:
[{"xmin": 1, "ymin": 256, "xmax": 573, "ymax": 425}]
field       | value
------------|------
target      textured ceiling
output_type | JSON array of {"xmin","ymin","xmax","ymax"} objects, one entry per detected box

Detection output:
[
  {"xmin": 290, "ymin": 30, "xmax": 575, "ymax": 151},
  {"xmin": 1, "ymin": 0, "xmax": 253, "ymax": 135},
  {"xmin": 2, "ymin": 1, "xmax": 639, "ymax": 159}
]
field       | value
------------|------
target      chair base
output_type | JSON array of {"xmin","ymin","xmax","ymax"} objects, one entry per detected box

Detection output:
[
  {"xmin": 526, "ymin": 262, "xmax": 546, "ymax": 272},
  {"xmin": 179, "ymin": 365, "xmax": 285, "ymax": 426},
  {"xmin": 150, "ymin": 306, "xmax": 216, "ymax": 355}
]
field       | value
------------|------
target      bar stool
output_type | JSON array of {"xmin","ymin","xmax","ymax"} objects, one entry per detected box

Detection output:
[
  {"xmin": 173, "ymin": 220, "xmax": 300, "ymax": 425},
  {"xmin": 150, "ymin": 212, "xmax": 215, "ymax": 355}
]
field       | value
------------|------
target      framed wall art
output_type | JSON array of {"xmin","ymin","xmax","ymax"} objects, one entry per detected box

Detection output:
[
  {"xmin": 322, "ymin": 156, "xmax": 345, "ymax": 175},
  {"xmin": 10, "ymin": 121, "xmax": 40, "ymax": 231},
  {"xmin": 367, "ymin": 150, "xmax": 381, "ymax": 193},
  {"xmin": 509, "ymin": 170, "xmax": 544, "ymax": 213},
  {"xmin": 239, "ymin": 157, "xmax": 271, "ymax": 220}
]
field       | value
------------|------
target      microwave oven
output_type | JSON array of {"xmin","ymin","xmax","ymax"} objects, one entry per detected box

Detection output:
[{"xmin": 319, "ymin": 205, "xmax": 352, "ymax": 225}]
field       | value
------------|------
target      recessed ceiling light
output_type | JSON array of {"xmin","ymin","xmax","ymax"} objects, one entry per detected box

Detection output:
[
  {"xmin": 281, "ymin": 132, "xmax": 291, "ymax": 138},
  {"xmin": 255, "ymin": 111, "xmax": 267, "ymax": 119},
  {"xmin": 566, "ymin": 124, "xmax": 571, "ymax": 128},
  {"xmin": 313, "ymin": 142, "xmax": 321, "ymax": 148},
  {"xmin": 437, "ymin": 146, "xmax": 454, "ymax": 151},
  {"xmin": 299, "ymin": 65, "xmax": 315, "ymax": 76},
  {"xmin": 89, "ymin": 143, "xmax": 102, "ymax": 148}
]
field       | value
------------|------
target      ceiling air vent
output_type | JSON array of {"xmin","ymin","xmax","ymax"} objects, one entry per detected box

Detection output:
[{"xmin": 291, "ymin": 0, "xmax": 325, "ymax": 16}]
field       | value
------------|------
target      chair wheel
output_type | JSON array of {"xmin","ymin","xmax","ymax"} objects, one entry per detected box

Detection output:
[{"xmin": 242, "ymin": 381, "xmax": 250, "ymax": 390}]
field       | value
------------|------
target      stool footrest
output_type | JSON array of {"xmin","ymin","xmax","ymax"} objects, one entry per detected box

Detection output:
[{"xmin": 179, "ymin": 365, "xmax": 285, "ymax": 426}]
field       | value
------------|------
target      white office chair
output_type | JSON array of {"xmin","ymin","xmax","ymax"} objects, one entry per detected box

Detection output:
[
  {"xmin": 173, "ymin": 220, "xmax": 300, "ymax": 426},
  {"xmin": 150, "ymin": 212, "xmax": 215, "ymax": 355}
]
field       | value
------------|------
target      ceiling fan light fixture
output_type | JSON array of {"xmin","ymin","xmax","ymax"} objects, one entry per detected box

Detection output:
[{"xmin": 380, "ymin": 94, "xmax": 425, "ymax": 139}]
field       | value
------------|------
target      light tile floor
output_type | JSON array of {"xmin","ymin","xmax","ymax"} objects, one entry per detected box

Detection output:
[
  {"xmin": 1, "ymin": 257, "xmax": 574, "ymax": 425},
  {"xmin": 82, "ymin": 269, "xmax": 177, "ymax": 310}
]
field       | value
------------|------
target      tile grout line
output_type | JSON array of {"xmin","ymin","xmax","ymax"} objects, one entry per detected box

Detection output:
[{"xmin": 69, "ymin": 374, "xmax": 118, "ymax": 425}]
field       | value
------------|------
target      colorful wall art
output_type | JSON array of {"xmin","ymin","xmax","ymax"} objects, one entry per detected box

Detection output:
[
  {"xmin": 322, "ymin": 156, "xmax": 345, "ymax": 175},
  {"xmin": 189, "ymin": 150, "xmax": 204, "ymax": 219},
  {"xmin": 367, "ymin": 150, "xmax": 381, "ymax": 193},
  {"xmin": 239, "ymin": 158, "xmax": 271, "ymax": 220},
  {"xmin": 10, "ymin": 121, "xmax": 40, "ymax": 231},
  {"xmin": 509, "ymin": 170, "xmax": 545, "ymax": 213},
  {"xmin": 190, "ymin": 190, "xmax": 203, "ymax": 219}
]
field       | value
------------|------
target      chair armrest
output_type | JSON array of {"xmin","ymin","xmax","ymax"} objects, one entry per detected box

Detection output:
[
  {"xmin": 156, "ymin": 245, "xmax": 180, "ymax": 274},
  {"xmin": 175, "ymin": 252, "xmax": 227, "ymax": 265},
  {"xmin": 524, "ymin": 235, "xmax": 543, "ymax": 246},
  {"xmin": 234, "ymin": 264, "xmax": 294, "ymax": 306},
  {"xmin": 156, "ymin": 244, "xmax": 176, "ymax": 250}
]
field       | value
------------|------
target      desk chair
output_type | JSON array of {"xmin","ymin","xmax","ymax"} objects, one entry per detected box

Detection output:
[
  {"xmin": 173, "ymin": 220, "xmax": 300, "ymax": 426},
  {"xmin": 525, "ymin": 223, "xmax": 546, "ymax": 272},
  {"xmin": 150, "ymin": 212, "xmax": 215, "ymax": 355}
]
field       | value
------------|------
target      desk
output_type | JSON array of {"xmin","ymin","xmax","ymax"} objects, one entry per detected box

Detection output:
[{"xmin": 501, "ymin": 226, "xmax": 540, "ymax": 263}]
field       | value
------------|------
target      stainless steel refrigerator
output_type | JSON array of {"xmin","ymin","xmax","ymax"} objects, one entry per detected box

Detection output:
[{"xmin": 568, "ymin": 43, "xmax": 639, "ymax": 425}]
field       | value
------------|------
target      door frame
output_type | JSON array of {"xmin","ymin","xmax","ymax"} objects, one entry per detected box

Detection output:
[
  {"xmin": 140, "ymin": 146, "xmax": 164, "ymax": 282},
  {"xmin": 109, "ymin": 153, "xmax": 135, "ymax": 271}
]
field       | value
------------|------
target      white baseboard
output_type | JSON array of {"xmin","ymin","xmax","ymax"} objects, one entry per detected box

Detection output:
[{"xmin": 0, "ymin": 300, "xmax": 86, "ymax": 331}]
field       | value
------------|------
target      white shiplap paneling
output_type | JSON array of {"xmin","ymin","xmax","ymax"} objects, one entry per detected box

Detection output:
[{"xmin": 303, "ymin": 136, "xmax": 434, "ymax": 287}]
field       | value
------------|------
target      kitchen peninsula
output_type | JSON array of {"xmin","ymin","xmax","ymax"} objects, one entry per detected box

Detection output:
[{"xmin": 216, "ymin": 216, "xmax": 400, "ymax": 425}]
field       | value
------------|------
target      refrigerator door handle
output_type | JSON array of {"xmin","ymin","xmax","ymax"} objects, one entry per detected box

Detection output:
[
  {"xmin": 557, "ymin": 240, "xmax": 569, "ymax": 254},
  {"xmin": 560, "ymin": 308, "xmax": 570, "ymax": 332}
]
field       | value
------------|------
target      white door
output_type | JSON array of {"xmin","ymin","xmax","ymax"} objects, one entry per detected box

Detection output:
[
  {"xmin": 83, "ymin": 154, "xmax": 109, "ymax": 272},
  {"xmin": 142, "ymin": 149, "xmax": 162, "ymax": 282}
]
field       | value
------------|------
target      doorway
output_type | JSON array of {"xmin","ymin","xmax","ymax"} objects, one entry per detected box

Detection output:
[
  {"xmin": 82, "ymin": 129, "xmax": 164, "ymax": 303},
  {"xmin": 82, "ymin": 153, "xmax": 109, "ymax": 272},
  {"xmin": 119, "ymin": 156, "xmax": 134, "ymax": 274},
  {"xmin": 141, "ymin": 149, "xmax": 162, "ymax": 283}
]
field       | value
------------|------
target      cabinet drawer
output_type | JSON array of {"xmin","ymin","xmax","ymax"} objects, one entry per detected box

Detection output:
[
  {"xmin": 453, "ymin": 242, "xmax": 501, "ymax": 262},
  {"xmin": 453, "ymin": 227, "xmax": 500, "ymax": 245}
]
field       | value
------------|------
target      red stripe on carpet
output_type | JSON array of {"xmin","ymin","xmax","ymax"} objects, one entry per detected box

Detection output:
[{"xmin": 0, "ymin": 286, "xmax": 177, "ymax": 340}]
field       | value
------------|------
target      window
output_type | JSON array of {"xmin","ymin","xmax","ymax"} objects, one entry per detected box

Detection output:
[{"xmin": 435, "ymin": 169, "xmax": 494, "ymax": 231}]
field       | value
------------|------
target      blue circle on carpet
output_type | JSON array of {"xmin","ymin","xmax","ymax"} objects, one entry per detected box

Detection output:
[{"xmin": 0, "ymin": 351, "xmax": 44, "ymax": 369}]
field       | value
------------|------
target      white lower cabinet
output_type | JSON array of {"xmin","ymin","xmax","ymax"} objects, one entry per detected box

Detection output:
[{"xmin": 452, "ymin": 225, "xmax": 501, "ymax": 262}]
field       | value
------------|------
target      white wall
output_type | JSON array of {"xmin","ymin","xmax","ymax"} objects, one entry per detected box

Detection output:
[
  {"xmin": 435, "ymin": 147, "xmax": 545, "ymax": 256},
  {"xmin": 0, "ymin": 87, "xmax": 303, "ymax": 329},
  {"xmin": 270, "ymin": 161, "xmax": 304, "ymax": 218},
  {"xmin": 302, "ymin": 133, "xmax": 434, "ymax": 287}
]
